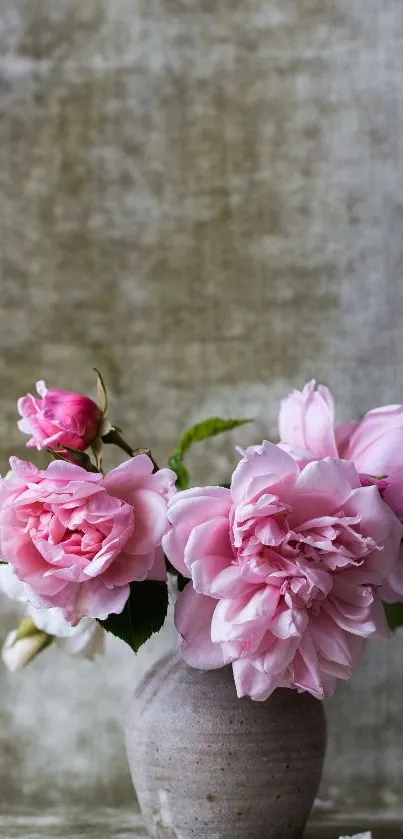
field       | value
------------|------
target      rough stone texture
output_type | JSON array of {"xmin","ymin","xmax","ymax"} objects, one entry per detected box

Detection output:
[
  {"xmin": 0, "ymin": 0, "xmax": 403, "ymax": 813},
  {"xmin": 126, "ymin": 651, "xmax": 326, "ymax": 839}
]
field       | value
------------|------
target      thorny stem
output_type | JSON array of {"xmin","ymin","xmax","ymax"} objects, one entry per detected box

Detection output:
[{"xmin": 102, "ymin": 429, "xmax": 159, "ymax": 472}]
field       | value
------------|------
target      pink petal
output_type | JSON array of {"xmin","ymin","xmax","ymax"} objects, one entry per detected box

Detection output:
[
  {"xmin": 344, "ymin": 404, "xmax": 403, "ymax": 460},
  {"xmin": 335, "ymin": 420, "xmax": 360, "ymax": 455},
  {"xmin": 277, "ymin": 442, "xmax": 317, "ymax": 470},
  {"xmin": 146, "ymin": 547, "xmax": 167, "ymax": 582},
  {"xmin": 83, "ymin": 509, "xmax": 134, "ymax": 578},
  {"xmin": 270, "ymin": 606, "xmax": 308, "ymax": 639},
  {"xmin": 163, "ymin": 487, "xmax": 231, "ymax": 576},
  {"xmin": 18, "ymin": 393, "xmax": 41, "ymax": 417},
  {"xmin": 175, "ymin": 586, "xmax": 231, "ymax": 669},
  {"xmin": 233, "ymin": 585, "xmax": 280, "ymax": 625},
  {"xmin": 262, "ymin": 634, "xmax": 299, "ymax": 674},
  {"xmin": 103, "ymin": 455, "xmax": 154, "ymax": 500},
  {"xmin": 17, "ymin": 417, "xmax": 35, "ymax": 435},
  {"xmin": 73, "ymin": 580, "xmax": 130, "ymax": 622},
  {"xmin": 124, "ymin": 489, "xmax": 168, "ymax": 555},
  {"xmin": 8, "ymin": 457, "xmax": 41, "ymax": 480},
  {"xmin": 349, "ymin": 429, "xmax": 403, "ymax": 518},
  {"xmin": 184, "ymin": 517, "xmax": 232, "ymax": 593},
  {"xmin": 231, "ymin": 442, "xmax": 299, "ymax": 506},
  {"xmin": 162, "ymin": 526, "xmax": 189, "ymax": 577},
  {"xmin": 279, "ymin": 380, "xmax": 338, "ymax": 458},
  {"xmin": 322, "ymin": 598, "xmax": 378, "ymax": 637},
  {"xmin": 309, "ymin": 613, "xmax": 358, "ymax": 667},
  {"xmin": 100, "ymin": 550, "xmax": 151, "ymax": 586},
  {"xmin": 381, "ymin": 543, "xmax": 403, "ymax": 600},
  {"xmin": 291, "ymin": 458, "xmax": 360, "ymax": 525},
  {"xmin": 141, "ymin": 468, "xmax": 177, "ymax": 500},
  {"xmin": 0, "ymin": 526, "xmax": 47, "ymax": 577},
  {"xmin": 232, "ymin": 658, "xmax": 284, "ymax": 700},
  {"xmin": 209, "ymin": 565, "xmax": 254, "ymax": 598},
  {"xmin": 36, "ymin": 380, "xmax": 48, "ymax": 397},
  {"xmin": 168, "ymin": 487, "xmax": 232, "ymax": 526},
  {"xmin": 291, "ymin": 632, "xmax": 326, "ymax": 698},
  {"xmin": 344, "ymin": 486, "xmax": 402, "ymax": 577},
  {"xmin": 45, "ymin": 460, "xmax": 103, "ymax": 483},
  {"xmin": 211, "ymin": 597, "xmax": 268, "ymax": 649}
]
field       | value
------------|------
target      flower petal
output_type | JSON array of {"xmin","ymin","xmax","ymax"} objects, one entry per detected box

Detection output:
[{"xmin": 175, "ymin": 586, "xmax": 231, "ymax": 669}]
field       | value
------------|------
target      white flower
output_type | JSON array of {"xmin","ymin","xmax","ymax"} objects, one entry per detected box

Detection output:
[
  {"xmin": 2, "ymin": 626, "xmax": 51, "ymax": 672},
  {"xmin": 30, "ymin": 606, "xmax": 105, "ymax": 659},
  {"xmin": 0, "ymin": 563, "xmax": 30, "ymax": 603},
  {"xmin": 0, "ymin": 564, "xmax": 105, "ymax": 666}
]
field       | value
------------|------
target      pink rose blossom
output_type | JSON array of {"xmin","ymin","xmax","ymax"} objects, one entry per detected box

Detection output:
[
  {"xmin": 0, "ymin": 455, "xmax": 176, "ymax": 624},
  {"xmin": 163, "ymin": 442, "xmax": 402, "ymax": 701},
  {"xmin": 279, "ymin": 380, "xmax": 403, "ymax": 601},
  {"xmin": 18, "ymin": 381, "xmax": 102, "ymax": 451}
]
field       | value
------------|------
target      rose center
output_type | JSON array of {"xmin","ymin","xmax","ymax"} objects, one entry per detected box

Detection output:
[{"xmin": 29, "ymin": 509, "xmax": 106, "ymax": 563}]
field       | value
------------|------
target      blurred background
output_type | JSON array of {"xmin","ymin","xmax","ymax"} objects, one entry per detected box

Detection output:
[{"xmin": 0, "ymin": 0, "xmax": 403, "ymax": 815}]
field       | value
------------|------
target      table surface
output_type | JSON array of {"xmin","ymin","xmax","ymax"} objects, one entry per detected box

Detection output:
[{"xmin": 0, "ymin": 808, "xmax": 402, "ymax": 839}]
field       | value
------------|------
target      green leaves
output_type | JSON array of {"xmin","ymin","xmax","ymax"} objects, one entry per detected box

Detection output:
[
  {"xmin": 98, "ymin": 580, "xmax": 168, "ymax": 653},
  {"xmin": 384, "ymin": 602, "xmax": 403, "ymax": 632},
  {"xmin": 168, "ymin": 451, "xmax": 191, "ymax": 492},
  {"xmin": 168, "ymin": 416, "xmax": 252, "ymax": 490}
]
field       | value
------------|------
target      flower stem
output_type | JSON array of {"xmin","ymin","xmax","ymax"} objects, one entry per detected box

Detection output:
[{"xmin": 102, "ymin": 428, "xmax": 159, "ymax": 471}]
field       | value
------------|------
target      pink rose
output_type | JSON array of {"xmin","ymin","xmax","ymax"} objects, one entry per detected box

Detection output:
[
  {"xmin": 340, "ymin": 405, "xmax": 403, "ymax": 518},
  {"xmin": 279, "ymin": 381, "xmax": 403, "ymax": 600},
  {"xmin": 163, "ymin": 442, "xmax": 401, "ymax": 701},
  {"xmin": 0, "ymin": 455, "xmax": 176, "ymax": 624},
  {"xmin": 18, "ymin": 381, "xmax": 102, "ymax": 451}
]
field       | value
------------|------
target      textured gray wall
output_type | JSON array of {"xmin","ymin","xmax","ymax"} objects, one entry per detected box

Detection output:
[{"xmin": 0, "ymin": 0, "xmax": 403, "ymax": 812}]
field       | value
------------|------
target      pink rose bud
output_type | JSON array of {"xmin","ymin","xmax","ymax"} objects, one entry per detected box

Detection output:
[
  {"xmin": 2, "ymin": 624, "xmax": 52, "ymax": 672},
  {"xmin": 18, "ymin": 381, "xmax": 102, "ymax": 451}
]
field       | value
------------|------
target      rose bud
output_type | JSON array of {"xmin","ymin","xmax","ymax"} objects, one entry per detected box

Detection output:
[
  {"xmin": 2, "ymin": 618, "xmax": 52, "ymax": 672},
  {"xmin": 18, "ymin": 380, "xmax": 102, "ymax": 452}
]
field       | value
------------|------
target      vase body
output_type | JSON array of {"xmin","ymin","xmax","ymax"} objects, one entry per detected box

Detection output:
[{"xmin": 125, "ymin": 650, "xmax": 326, "ymax": 839}]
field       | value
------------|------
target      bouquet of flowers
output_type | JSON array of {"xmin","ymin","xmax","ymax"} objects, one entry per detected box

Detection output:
[{"xmin": 1, "ymin": 373, "xmax": 402, "ymax": 703}]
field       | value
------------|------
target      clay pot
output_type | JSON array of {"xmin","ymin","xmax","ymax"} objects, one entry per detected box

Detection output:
[{"xmin": 125, "ymin": 650, "xmax": 326, "ymax": 839}]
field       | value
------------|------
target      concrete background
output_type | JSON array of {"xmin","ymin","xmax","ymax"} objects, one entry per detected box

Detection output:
[{"xmin": 0, "ymin": 0, "xmax": 402, "ymax": 812}]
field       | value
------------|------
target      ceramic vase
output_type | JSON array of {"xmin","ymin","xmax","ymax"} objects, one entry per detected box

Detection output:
[{"xmin": 125, "ymin": 650, "xmax": 326, "ymax": 839}]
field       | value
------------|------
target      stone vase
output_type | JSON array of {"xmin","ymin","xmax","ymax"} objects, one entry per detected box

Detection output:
[{"xmin": 125, "ymin": 650, "xmax": 326, "ymax": 839}]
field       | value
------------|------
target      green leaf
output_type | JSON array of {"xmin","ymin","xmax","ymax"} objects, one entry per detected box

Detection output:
[
  {"xmin": 177, "ymin": 573, "xmax": 189, "ymax": 592},
  {"xmin": 167, "ymin": 451, "xmax": 191, "ymax": 491},
  {"xmin": 15, "ymin": 617, "xmax": 41, "ymax": 641},
  {"xmin": 46, "ymin": 447, "xmax": 100, "ymax": 473},
  {"xmin": 98, "ymin": 580, "xmax": 168, "ymax": 653},
  {"xmin": 384, "ymin": 602, "xmax": 403, "ymax": 632},
  {"xmin": 178, "ymin": 417, "xmax": 252, "ymax": 457},
  {"xmin": 169, "ymin": 416, "xmax": 252, "ymax": 489}
]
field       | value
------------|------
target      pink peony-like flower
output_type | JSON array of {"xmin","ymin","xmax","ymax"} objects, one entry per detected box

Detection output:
[
  {"xmin": 0, "ymin": 455, "xmax": 176, "ymax": 624},
  {"xmin": 279, "ymin": 380, "xmax": 403, "ymax": 600},
  {"xmin": 163, "ymin": 442, "xmax": 402, "ymax": 701},
  {"xmin": 18, "ymin": 381, "xmax": 102, "ymax": 451}
]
